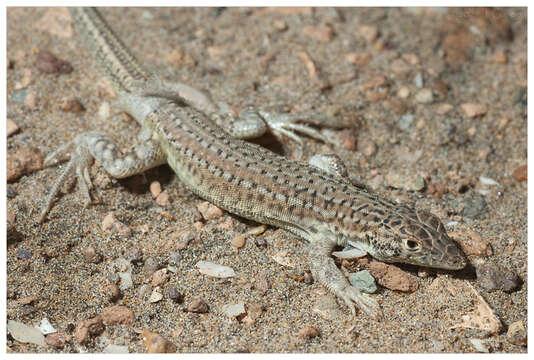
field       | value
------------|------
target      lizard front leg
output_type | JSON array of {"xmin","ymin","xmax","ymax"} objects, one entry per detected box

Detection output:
[{"xmin": 308, "ymin": 233, "xmax": 383, "ymax": 320}]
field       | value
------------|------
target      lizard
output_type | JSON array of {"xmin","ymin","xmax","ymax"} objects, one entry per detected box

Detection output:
[{"xmin": 38, "ymin": 7, "xmax": 467, "ymax": 320}]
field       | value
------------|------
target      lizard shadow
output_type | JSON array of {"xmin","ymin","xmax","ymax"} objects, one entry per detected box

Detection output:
[
  {"xmin": 120, "ymin": 165, "xmax": 176, "ymax": 194},
  {"xmin": 395, "ymin": 261, "xmax": 477, "ymax": 281}
]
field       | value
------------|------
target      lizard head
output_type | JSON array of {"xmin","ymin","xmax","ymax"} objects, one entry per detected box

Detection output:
[{"xmin": 366, "ymin": 205, "xmax": 467, "ymax": 270}]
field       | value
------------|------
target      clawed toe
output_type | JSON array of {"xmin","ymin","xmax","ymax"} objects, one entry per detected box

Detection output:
[
  {"xmin": 340, "ymin": 285, "xmax": 383, "ymax": 321},
  {"xmin": 39, "ymin": 137, "xmax": 96, "ymax": 223}
]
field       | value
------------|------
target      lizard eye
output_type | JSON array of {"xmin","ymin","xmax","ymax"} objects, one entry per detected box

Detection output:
[{"xmin": 404, "ymin": 239, "xmax": 420, "ymax": 251}]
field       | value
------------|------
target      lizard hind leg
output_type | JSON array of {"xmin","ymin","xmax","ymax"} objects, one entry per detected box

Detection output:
[{"xmin": 39, "ymin": 131, "xmax": 166, "ymax": 223}]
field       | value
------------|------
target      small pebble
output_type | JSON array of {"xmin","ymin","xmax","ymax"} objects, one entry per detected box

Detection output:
[
  {"xmin": 367, "ymin": 260, "xmax": 418, "ymax": 292},
  {"xmin": 143, "ymin": 330, "xmax": 177, "ymax": 353},
  {"xmin": 397, "ymin": 86, "xmax": 410, "ymax": 98},
  {"xmin": 345, "ymin": 52, "xmax": 372, "ymax": 67},
  {"xmin": 138, "ymin": 284, "xmax": 152, "ymax": 300},
  {"xmin": 197, "ymin": 201, "xmax": 223, "ymax": 220},
  {"xmin": 390, "ymin": 58, "xmax": 411, "ymax": 75},
  {"xmin": 460, "ymin": 103, "xmax": 488, "ymax": 118},
  {"xmin": 7, "ymin": 118, "xmax": 19, "ymax": 137},
  {"xmin": 398, "ymin": 113, "xmax": 414, "ymax": 130},
  {"xmin": 149, "ymin": 287, "xmax": 164, "ymax": 303},
  {"xmin": 218, "ymin": 217, "xmax": 234, "ymax": 231},
  {"xmin": 7, "ymin": 320, "xmax": 46, "ymax": 346},
  {"xmin": 427, "ymin": 182, "xmax": 448, "ymax": 199},
  {"xmin": 7, "ymin": 146, "xmax": 44, "ymax": 182},
  {"xmin": 512, "ymin": 164, "xmax": 527, "ymax": 182},
  {"xmin": 39, "ymin": 318, "xmax": 56, "ymax": 335},
  {"xmin": 16, "ymin": 246, "xmax": 32, "ymax": 260},
  {"xmin": 506, "ymin": 320, "xmax": 527, "ymax": 346},
  {"xmin": 82, "ymin": 246, "xmax": 102, "ymax": 264},
  {"xmin": 45, "ymin": 332, "xmax": 68, "ymax": 349},
  {"xmin": 98, "ymin": 101, "xmax": 111, "ymax": 120},
  {"xmin": 435, "ymin": 103, "xmax": 454, "ymax": 115},
  {"xmin": 469, "ymin": 338, "xmax": 489, "ymax": 353},
  {"xmin": 60, "ymin": 98, "xmax": 85, "ymax": 112},
  {"xmin": 476, "ymin": 263, "xmax": 522, "ymax": 293},
  {"xmin": 103, "ymin": 344, "xmax": 129, "ymax": 354},
  {"xmin": 150, "ymin": 181, "xmax": 162, "ymax": 198},
  {"xmin": 451, "ymin": 284, "xmax": 502, "ymax": 335},
  {"xmin": 359, "ymin": 25, "xmax": 378, "ymax": 43},
  {"xmin": 363, "ymin": 74, "xmax": 387, "ymax": 90},
  {"xmin": 125, "ymin": 247, "xmax": 143, "ymax": 263},
  {"xmin": 151, "ymin": 268, "xmax": 168, "ymax": 287},
  {"xmin": 302, "ymin": 24, "xmax": 334, "ymax": 42},
  {"xmin": 14, "ymin": 68, "xmax": 33, "ymax": 90},
  {"xmin": 479, "ymin": 176, "xmax": 499, "ymax": 186},
  {"xmin": 491, "ymin": 49, "xmax": 507, "ymax": 64},
  {"xmin": 255, "ymin": 236, "xmax": 267, "ymax": 247},
  {"xmin": 75, "ymin": 316, "xmax": 104, "ymax": 345},
  {"xmin": 272, "ymin": 250, "xmax": 296, "ymax": 268},
  {"xmin": 7, "ymin": 184, "xmax": 17, "ymax": 198},
  {"xmin": 156, "ymin": 190, "xmax": 170, "ymax": 206},
  {"xmin": 449, "ymin": 229, "xmax": 492, "ymax": 256},
  {"xmin": 255, "ymin": 273, "xmax": 270, "ymax": 294},
  {"xmin": 231, "ymin": 234, "xmax": 246, "ymax": 249},
  {"xmin": 168, "ymin": 252, "xmax": 182, "ymax": 266},
  {"xmin": 11, "ymin": 89, "xmax": 27, "ymax": 104},
  {"xmin": 101, "ymin": 212, "xmax": 132, "ymax": 237},
  {"xmin": 101, "ymin": 305, "xmax": 135, "ymax": 325},
  {"xmin": 348, "ymin": 270, "xmax": 377, "ymax": 293},
  {"xmin": 118, "ymin": 271, "xmax": 133, "ymax": 291},
  {"xmin": 187, "ymin": 298, "xmax": 209, "ymax": 313},
  {"xmin": 241, "ymin": 303, "xmax": 264, "ymax": 326},
  {"xmin": 24, "ymin": 91, "xmax": 38, "ymax": 109},
  {"xmin": 414, "ymin": 88, "xmax": 433, "ymax": 104},
  {"xmin": 337, "ymin": 128, "xmax": 356, "ymax": 150},
  {"xmin": 273, "ymin": 20, "xmax": 287, "ymax": 31},
  {"xmin": 34, "ymin": 50, "xmax": 73, "ymax": 74},
  {"xmin": 298, "ymin": 325, "xmax": 320, "ymax": 339},
  {"xmin": 414, "ymin": 72, "xmax": 424, "ymax": 88},
  {"xmin": 357, "ymin": 138, "xmax": 376, "ymax": 157},
  {"xmin": 143, "ymin": 257, "xmax": 160, "ymax": 277},
  {"xmin": 246, "ymin": 224, "xmax": 267, "ymax": 236},
  {"xmin": 102, "ymin": 282, "xmax": 121, "ymax": 302},
  {"xmin": 168, "ymin": 287, "xmax": 183, "ymax": 303},
  {"xmin": 17, "ymin": 295, "xmax": 37, "ymax": 305},
  {"xmin": 171, "ymin": 229, "xmax": 196, "ymax": 250},
  {"xmin": 221, "ymin": 302, "xmax": 246, "ymax": 318},
  {"xmin": 196, "ymin": 261, "xmax": 236, "ymax": 278}
]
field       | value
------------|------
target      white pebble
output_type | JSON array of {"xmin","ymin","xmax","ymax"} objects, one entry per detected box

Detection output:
[
  {"xmin": 196, "ymin": 261, "xmax": 236, "ymax": 278},
  {"xmin": 39, "ymin": 318, "xmax": 56, "ymax": 335},
  {"xmin": 479, "ymin": 176, "xmax": 500, "ymax": 186}
]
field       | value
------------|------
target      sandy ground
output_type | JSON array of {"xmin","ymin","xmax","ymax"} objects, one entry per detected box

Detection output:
[{"xmin": 6, "ymin": 7, "xmax": 527, "ymax": 353}]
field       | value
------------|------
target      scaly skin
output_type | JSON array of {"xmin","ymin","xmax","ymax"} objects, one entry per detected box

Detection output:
[{"xmin": 40, "ymin": 7, "xmax": 467, "ymax": 319}]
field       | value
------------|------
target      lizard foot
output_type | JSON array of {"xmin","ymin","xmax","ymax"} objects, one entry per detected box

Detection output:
[
  {"xmin": 39, "ymin": 132, "xmax": 99, "ymax": 223},
  {"xmin": 231, "ymin": 106, "xmax": 331, "ymax": 147},
  {"xmin": 39, "ymin": 130, "xmax": 166, "ymax": 223},
  {"xmin": 336, "ymin": 284, "xmax": 383, "ymax": 320}
]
